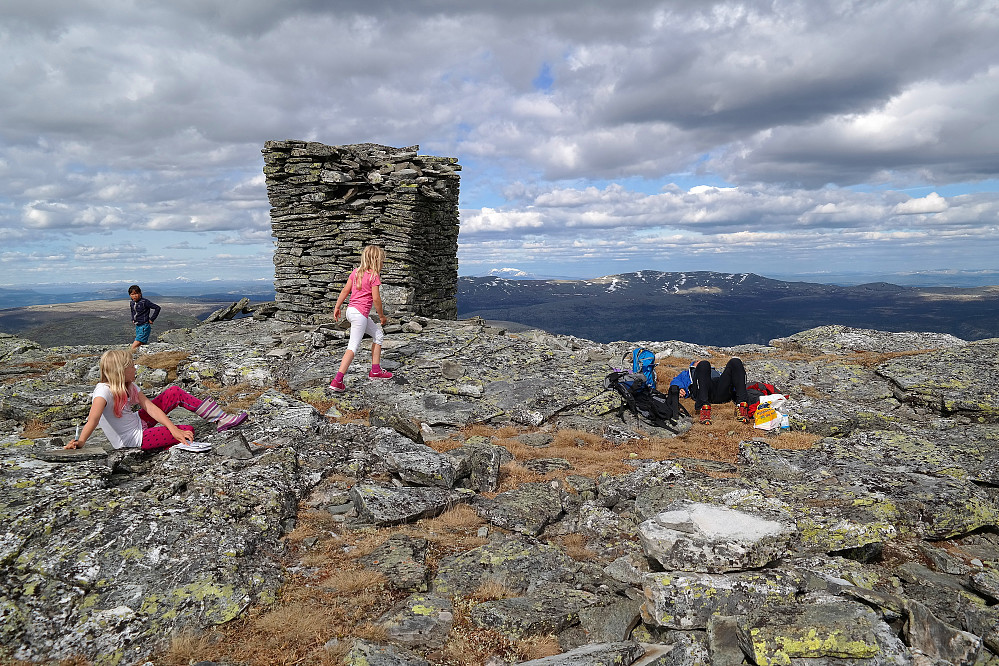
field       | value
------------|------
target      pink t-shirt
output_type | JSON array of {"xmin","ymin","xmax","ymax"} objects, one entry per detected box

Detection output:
[{"xmin": 347, "ymin": 269, "xmax": 381, "ymax": 318}]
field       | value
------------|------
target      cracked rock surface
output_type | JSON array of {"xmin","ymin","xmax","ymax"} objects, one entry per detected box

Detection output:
[{"xmin": 1, "ymin": 321, "xmax": 999, "ymax": 664}]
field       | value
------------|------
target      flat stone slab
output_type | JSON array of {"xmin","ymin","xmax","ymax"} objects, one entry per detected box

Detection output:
[
  {"xmin": 639, "ymin": 502, "xmax": 797, "ymax": 572},
  {"xmin": 32, "ymin": 446, "xmax": 108, "ymax": 463}
]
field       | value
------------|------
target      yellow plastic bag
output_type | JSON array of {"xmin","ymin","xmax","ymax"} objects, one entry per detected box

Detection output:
[{"xmin": 753, "ymin": 406, "xmax": 781, "ymax": 431}]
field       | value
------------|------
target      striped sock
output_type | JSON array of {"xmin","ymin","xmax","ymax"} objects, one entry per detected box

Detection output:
[{"xmin": 195, "ymin": 399, "xmax": 224, "ymax": 422}]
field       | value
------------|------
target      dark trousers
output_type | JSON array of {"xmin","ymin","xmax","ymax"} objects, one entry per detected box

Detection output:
[{"xmin": 691, "ymin": 358, "xmax": 749, "ymax": 409}]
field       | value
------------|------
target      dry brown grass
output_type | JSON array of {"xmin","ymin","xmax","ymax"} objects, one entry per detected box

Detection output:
[
  {"xmin": 765, "ymin": 346, "xmax": 940, "ymax": 368},
  {"xmin": 471, "ymin": 580, "xmax": 520, "ymax": 602},
  {"xmin": 879, "ymin": 538, "xmax": 932, "ymax": 569},
  {"xmin": 333, "ymin": 406, "xmax": 372, "ymax": 425},
  {"xmin": 769, "ymin": 430, "xmax": 819, "ymax": 450},
  {"xmin": 405, "ymin": 505, "xmax": 491, "ymax": 568},
  {"xmin": 21, "ymin": 418, "xmax": 49, "ymax": 438},
  {"xmin": 554, "ymin": 533, "xmax": 599, "ymax": 561},
  {"xmin": 298, "ymin": 392, "xmax": 338, "ymax": 417},
  {"xmin": 137, "ymin": 350, "xmax": 189, "ymax": 382},
  {"xmin": 158, "ymin": 630, "xmax": 215, "ymax": 666},
  {"xmin": 434, "ymin": 401, "xmax": 821, "ymax": 496},
  {"xmin": 421, "ymin": 503, "xmax": 486, "ymax": 532},
  {"xmin": 212, "ymin": 382, "xmax": 266, "ymax": 412},
  {"xmin": 799, "ymin": 384, "xmax": 828, "ymax": 399}
]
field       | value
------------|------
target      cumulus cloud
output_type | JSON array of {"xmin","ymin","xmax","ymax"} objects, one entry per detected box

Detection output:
[
  {"xmin": 894, "ymin": 193, "xmax": 949, "ymax": 215},
  {"xmin": 458, "ymin": 183, "xmax": 999, "ymax": 275},
  {"xmin": 1, "ymin": 0, "xmax": 998, "ymax": 284}
]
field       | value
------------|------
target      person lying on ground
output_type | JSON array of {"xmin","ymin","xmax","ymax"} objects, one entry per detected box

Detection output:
[{"xmin": 669, "ymin": 357, "xmax": 751, "ymax": 426}]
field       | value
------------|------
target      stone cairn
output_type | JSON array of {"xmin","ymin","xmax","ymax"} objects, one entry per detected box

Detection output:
[{"xmin": 262, "ymin": 141, "xmax": 461, "ymax": 323}]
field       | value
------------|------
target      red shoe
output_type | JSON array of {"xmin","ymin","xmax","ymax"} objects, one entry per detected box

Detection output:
[
  {"xmin": 698, "ymin": 405, "xmax": 712, "ymax": 425},
  {"xmin": 329, "ymin": 378, "xmax": 346, "ymax": 392},
  {"xmin": 368, "ymin": 368, "xmax": 393, "ymax": 380},
  {"xmin": 737, "ymin": 402, "xmax": 750, "ymax": 424}
]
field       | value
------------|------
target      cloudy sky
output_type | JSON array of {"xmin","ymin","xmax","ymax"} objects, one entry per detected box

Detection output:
[{"xmin": 2, "ymin": 0, "xmax": 998, "ymax": 289}]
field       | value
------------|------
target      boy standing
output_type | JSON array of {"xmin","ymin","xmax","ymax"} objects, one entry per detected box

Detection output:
[{"xmin": 128, "ymin": 285, "xmax": 161, "ymax": 351}]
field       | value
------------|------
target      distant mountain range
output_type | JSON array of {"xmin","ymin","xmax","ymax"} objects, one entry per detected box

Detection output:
[
  {"xmin": 5, "ymin": 272, "xmax": 999, "ymax": 348},
  {"xmin": 457, "ymin": 271, "xmax": 999, "ymax": 345}
]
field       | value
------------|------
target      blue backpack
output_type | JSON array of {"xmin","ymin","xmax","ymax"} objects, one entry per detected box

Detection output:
[{"xmin": 625, "ymin": 347, "xmax": 657, "ymax": 390}]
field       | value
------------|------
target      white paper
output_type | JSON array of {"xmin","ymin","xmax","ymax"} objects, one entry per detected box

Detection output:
[{"xmin": 173, "ymin": 441, "xmax": 213, "ymax": 452}]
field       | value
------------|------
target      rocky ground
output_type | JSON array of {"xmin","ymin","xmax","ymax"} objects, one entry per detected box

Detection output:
[{"xmin": 1, "ymin": 315, "xmax": 998, "ymax": 665}]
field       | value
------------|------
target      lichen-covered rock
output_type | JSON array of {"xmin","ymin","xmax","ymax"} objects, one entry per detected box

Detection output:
[
  {"xmin": 575, "ymin": 596, "xmax": 644, "ymax": 645},
  {"xmin": 358, "ymin": 535, "xmax": 430, "ymax": 591},
  {"xmin": 0, "ymin": 421, "xmax": 308, "ymax": 663},
  {"xmin": 0, "ymin": 381, "xmax": 94, "ymax": 432},
  {"xmin": 343, "ymin": 638, "xmax": 430, "ymax": 666},
  {"xmin": 377, "ymin": 593, "xmax": 454, "ymax": 648},
  {"xmin": 349, "ymin": 484, "xmax": 470, "ymax": 526},
  {"xmin": 431, "ymin": 538, "xmax": 581, "ymax": 597},
  {"xmin": 735, "ymin": 436, "xmax": 999, "ymax": 546},
  {"xmin": 877, "ymin": 339, "xmax": 999, "ymax": 421},
  {"xmin": 469, "ymin": 586, "xmax": 597, "ymax": 639},
  {"xmin": 596, "ymin": 461, "xmax": 685, "ymax": 509},
  {"xmin": 641, "ymin": 569, "xmax": 806, "ymax": 629},
  {"xmin": 6, "ymin": 314, "xmax": 999, "ymax": 664},
  {"xmin": 770, "ymin": 325, "xmax": 967, "ymax": 354},
  {"xmin": 446, "ymin": 440, "xmax": 504, "ymax": 492},
  {"xmin": 904, "ymin": 598, "xmax": 983, "ymax": 665},
  {"xmin": 370, "ymin": 428, "xmax": 459, "ymax": 488},
  {"xmin": 736, "ymin": 596, "xmax": 909, "ymax": 666},
  {"xmin": 472, "ymin": 480, "xmax": 564, "ymax": 536},
  {"xmin": 655, "ymin": 631, "xmax": 711, "ymax": 666}
]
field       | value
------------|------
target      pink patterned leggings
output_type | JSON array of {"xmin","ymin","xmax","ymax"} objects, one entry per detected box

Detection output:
[{"xmin": 138, "ymin": 386, "xmax": 203, "ymax": 450}]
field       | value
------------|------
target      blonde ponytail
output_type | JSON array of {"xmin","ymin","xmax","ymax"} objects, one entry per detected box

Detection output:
[{"xmin": 354, "ymin": 245, "xmax": 386, "ymax": 288}]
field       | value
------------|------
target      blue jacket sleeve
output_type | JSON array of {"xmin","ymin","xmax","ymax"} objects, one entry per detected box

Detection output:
[
  {"xmin": 147, "ymin": 299, "xmax": 161, "ymax": 322},
  {"xmin": 669, "ymin": 369, "xmax": 692, "ymax": 392}
]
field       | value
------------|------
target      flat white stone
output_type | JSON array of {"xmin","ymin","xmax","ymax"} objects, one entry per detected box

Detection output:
[{"xmin": 652, "ymin": 503, "xmax": 788, "ymax": 541}]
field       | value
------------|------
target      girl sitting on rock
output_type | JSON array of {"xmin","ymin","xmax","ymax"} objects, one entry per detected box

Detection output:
[{"xmin": 63, "ymin": 348, "xmax": 247, "ymax": 450}]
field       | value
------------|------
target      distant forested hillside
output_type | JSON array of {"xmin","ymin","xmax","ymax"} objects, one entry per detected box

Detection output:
[{"xmin": 458, "ymin": 272, "xmax": 999, "ymax": 345}]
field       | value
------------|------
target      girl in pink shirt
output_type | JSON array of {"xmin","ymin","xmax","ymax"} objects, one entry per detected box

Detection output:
[{"xmin": 329, "ymin": 245, "xmax": 393, "ymax": 392}]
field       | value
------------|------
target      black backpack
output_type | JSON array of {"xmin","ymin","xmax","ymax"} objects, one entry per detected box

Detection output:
[{"xmin": 605, "ymin": 371, "xmax": 689, "ymax": 433}]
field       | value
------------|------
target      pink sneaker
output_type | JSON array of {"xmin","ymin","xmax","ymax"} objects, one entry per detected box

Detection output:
[
  {"xmin": 368, "ymin": 368, "xmax": 393, "ymax": 380},
  {"xmin": 329, "ymin": 378, "xmax": 346, "ymax": 392}
]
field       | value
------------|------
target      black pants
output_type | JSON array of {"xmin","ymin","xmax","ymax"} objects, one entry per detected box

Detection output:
[{"xmin": 691, "ymin": 358, "xmax": 748, "ymax": 409}]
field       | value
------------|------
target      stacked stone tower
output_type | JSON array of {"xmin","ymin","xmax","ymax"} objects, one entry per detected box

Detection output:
[{"xmin": 262, "ymin": 141, "xmax": 461, "ymax": 323}]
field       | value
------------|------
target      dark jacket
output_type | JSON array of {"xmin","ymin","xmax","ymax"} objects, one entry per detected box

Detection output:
[
  {"xmin": 130, "ymin": 297, "xmax": 161, "ymax": 325},
  {"xmin": 669, "ymin": 364, "xmax": 720, "ymax": 394}
]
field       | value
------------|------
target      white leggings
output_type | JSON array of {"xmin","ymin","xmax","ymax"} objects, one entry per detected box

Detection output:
[{"xmin": 346, "ymin": 306, "xmax": 384, "ymax": 353}]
